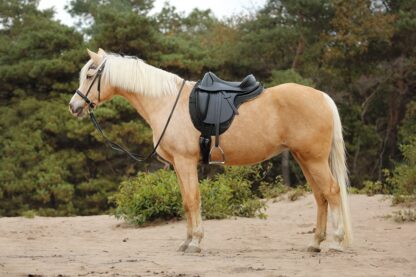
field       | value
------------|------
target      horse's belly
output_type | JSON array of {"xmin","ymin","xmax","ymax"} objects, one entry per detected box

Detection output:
[{"xmin": 218, "ymin": 142, "xmax": 286, "ymax": 166}]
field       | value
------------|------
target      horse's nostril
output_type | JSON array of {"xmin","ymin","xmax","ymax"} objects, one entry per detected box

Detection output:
[
  {"xmin": 69, "ymin": 103, "xmax": 75, "ymax": 113},
  {"xmin": 69, "ymin": 103, "xmax": 83, "ymax": 115},
  {"xmin": 74, "ymin": 106, "xmax": 83, "ymax": 114}
]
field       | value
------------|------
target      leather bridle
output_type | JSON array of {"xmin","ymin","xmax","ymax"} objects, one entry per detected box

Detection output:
[
  {"xmin": 76, "ymin": 59, "xmax": 106, "ymax": 109},
  {"xmin": 75, "ymin": 59, "xmax": 186, "ymax": 163}
]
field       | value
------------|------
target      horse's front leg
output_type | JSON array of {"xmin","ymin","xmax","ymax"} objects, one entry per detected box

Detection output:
[{"xmin": 173, "ymin": 157, "xmax": 203, "ymax": 253}]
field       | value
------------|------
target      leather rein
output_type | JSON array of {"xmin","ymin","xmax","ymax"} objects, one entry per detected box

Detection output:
[{"xmin": 76, "ymin": 60, "xmax": 186, "ymax": 162}]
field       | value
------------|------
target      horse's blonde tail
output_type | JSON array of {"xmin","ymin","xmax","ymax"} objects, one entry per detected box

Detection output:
[{"xmin": 323, "ymin": 93, "xmax": 353, "ymax": 246}]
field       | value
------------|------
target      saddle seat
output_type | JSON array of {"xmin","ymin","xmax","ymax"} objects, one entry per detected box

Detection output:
[
  {"xmin": 189, "ymin": 72, "xmax": 264, "ymax": 164},
  {"xmin": 198, "ymin": 72, "xmax": 259, "ymax": 93}
]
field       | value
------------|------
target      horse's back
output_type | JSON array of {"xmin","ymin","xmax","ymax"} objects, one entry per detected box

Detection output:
[{"xmin": 267, "ymin": 82, "xmax": 326, "ymax": 107}]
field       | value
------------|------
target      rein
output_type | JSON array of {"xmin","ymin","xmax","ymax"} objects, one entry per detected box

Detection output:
[{"xmin": 76, "ymin": 60, "xmax": 186, "ymax": 162}]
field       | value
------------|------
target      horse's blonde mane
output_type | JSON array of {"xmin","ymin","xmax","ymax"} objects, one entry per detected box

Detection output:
[{"xmin": 81, "ymin": 54, "xmax": 182, "ymax": 97}]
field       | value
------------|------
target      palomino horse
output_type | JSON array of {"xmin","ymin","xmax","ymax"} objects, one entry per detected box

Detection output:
[{"xmin": 69, "ymin": 49, "xmax": 353, "ymax": 253}]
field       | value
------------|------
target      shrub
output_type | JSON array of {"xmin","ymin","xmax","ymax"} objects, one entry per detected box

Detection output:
[
  {"xmin": 215, "ymin": 167, "xmax": 267, "ymax": 218},
  {"xmin": 258, "ymin": 175, "xmax": 289, "ymax": 199},
  {"xmin": 199, "ymin": 178, "xmax": 233, "ymax": 219},
  {"xmin": 361, "ymin": 180, "xmax": 385, "ymax": 196},
  {"xmin": 358, "ymin": 169, "xmax": 395, "ymax": 196},
  {"xmin": 22, "ymin": 210, "xmax": 37, "ymax": 218},
  {"xmin": 393, "ymin": 209, "xmax": 416, "ymax": 223},
  {"xmin": 287, "ymin": 186, "xmax": 307, "ymax": 201},
  {"xmin": 387, "ymin": 137, "xmax": 416, "ymax": 204},
  {"xmin": 113, "ymin": 167, "xmax": 267, "ymax": 226},
  {"xmin": 113, "ymin": 170, "xmax": 182, "ymax": 225}
]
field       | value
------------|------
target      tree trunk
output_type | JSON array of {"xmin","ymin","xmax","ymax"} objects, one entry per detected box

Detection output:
[
  {"xmin": 281, "ymin": 150, "xmax": 291, "ymax": 186},
  {"xmin": 377, "ymin": 59, "xmax": 408, "ymax": 179},
  {"xmin": 291, "ymin": 37, "xmax": 305, "ymax": 70}
]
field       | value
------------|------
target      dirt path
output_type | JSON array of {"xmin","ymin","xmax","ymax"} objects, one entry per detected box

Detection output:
[{"xmin": 0, "ymin": 194, "xmax": 415, "ymax": 277}]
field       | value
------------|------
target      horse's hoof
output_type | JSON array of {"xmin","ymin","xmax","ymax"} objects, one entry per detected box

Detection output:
[
  {"xmin": 177, "ymin": 243, "xmax": 188, "ymax": 252},
  {"xmin": 329, "ymin": 244, "xmax": 344, "ymax": 252},
  {"xmin": 307, "ymin": 246, "xmax": 321, "ymax": 253},
  {"xmin": 185, "ymin": 245, "xmax": 201, "ymax": 253}
]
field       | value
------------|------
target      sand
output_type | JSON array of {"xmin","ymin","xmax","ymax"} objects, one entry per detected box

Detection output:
[{"xmin": 0, "ymin": 194, "xmax": 415, "ymax": 277}]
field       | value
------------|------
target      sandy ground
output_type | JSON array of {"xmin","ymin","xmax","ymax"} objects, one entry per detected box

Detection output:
[{"xmin": 0, "ymin": 194, "xmax": 415, "ymax": 277}]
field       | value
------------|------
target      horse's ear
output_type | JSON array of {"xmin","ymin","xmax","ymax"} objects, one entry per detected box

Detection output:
[
  {"xmin": 87, "ymin": 48, "xmax": 101, "ymax": 65},
  {"xmin": 98, "ymin": 48, "xmax": 107, "ymax": 56}
]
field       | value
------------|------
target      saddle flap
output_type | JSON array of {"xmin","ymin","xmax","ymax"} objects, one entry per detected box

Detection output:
[
  {"xmin": 203, "ymin": 93, "xmax": 236, "ymax": 124},
  {"xmin": 196, "ymin": 91, "xmax": 210, "ymax": 119}
]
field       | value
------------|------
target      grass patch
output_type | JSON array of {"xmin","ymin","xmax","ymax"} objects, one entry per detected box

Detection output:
[
  {"xmin": 287, "ymin": 186, "xmax": 308, "ymax": 201},
  {"xmin": 22, "ymin": 210, "xmax": 37, "ymax": 218},
  {"xmin": 392, "ymin": 209, "xmax": 416, "ymax": 223},
  {"xmin": 392, "ymin": 194, "xmax": 416, "ymax": 205},
  {"xmin": 258, "ymin": 175, "xmax": 290, "ymax": 199}
]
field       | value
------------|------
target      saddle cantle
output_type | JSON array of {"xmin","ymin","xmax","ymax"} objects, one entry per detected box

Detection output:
[{"xmin": 189, "ymin": 72, "xmax": 264, "ymax": 164}]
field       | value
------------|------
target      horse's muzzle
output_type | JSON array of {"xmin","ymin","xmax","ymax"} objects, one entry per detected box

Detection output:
[
  {"xmin": 69, "ymin": 102, "xmax": 83, "ymax": 115},
  {"xmin": 69, "ymin": 96, "xmax": 88, "ymax": 118}
]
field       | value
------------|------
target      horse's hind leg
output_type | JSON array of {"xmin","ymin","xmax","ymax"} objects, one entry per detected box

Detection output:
[
  {"xmin": 293, "ymin": 153, "xmax": 328, "ymax": 252},
  {"xmin": 304, "ymin": 160, "xmax": 345, "ymax": 251},
  {"xmin": 173, "ymin": 156, "xmax": 204, "ymax": 253}
]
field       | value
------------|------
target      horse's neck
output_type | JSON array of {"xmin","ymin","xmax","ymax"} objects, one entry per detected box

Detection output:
[{"xmin": 115, "ymin": 87, "xmax": 178, "ymax": 131}]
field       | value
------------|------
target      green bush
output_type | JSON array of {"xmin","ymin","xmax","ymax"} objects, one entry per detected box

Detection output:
[
  {"xmin": 113, "ymin": 170, "xmax": 182, "ymax": 225},
  {"xmin": 357, "ymin": 138, "xmax": 416, "ymax": 204},
  {"xmin": 287, "ymin": 186, "xmax": 308, "ymax": 201},
  {"xmin": 357, "ymin": 170, "xmax": 396, "ymax": 196},
  {"xmin": 393, "ymin": 209, "xmax": 416, "ymax": 223},
  {"xmin": 22, "ymin": 210, "xmax": 37, "ymax": 219},
  {"xmin": 387, "ymin": 137, "xmax": 416, "ymax": 204},
  {"xmin": 213, "ymin": 167, "xmax": 267, "ymax": 218},
  {"xmin": 259, "ymin": 175, "xmax": 289, "ymax": 199},
  {"xmin": 113, "ymin": 168, "xmax": 267, "ymax": 226},
  {"xmin": 361, "ymin": 180, "xmax": 385, "ymax": 196}
]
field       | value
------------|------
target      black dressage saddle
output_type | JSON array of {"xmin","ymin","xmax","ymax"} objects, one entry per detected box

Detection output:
[{"xmin": 189, "ymin": 72, "xmax": 264, "ymax": 164}]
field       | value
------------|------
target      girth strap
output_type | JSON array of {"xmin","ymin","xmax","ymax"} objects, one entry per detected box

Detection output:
[{"xmin": 214, "ymin": 94, "xmax": 222, "ymax": 147}]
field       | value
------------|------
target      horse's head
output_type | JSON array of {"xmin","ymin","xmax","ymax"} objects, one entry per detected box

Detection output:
[{"xmin": 69, "ymin": 48, "xmax": 112, "ymax": 117}]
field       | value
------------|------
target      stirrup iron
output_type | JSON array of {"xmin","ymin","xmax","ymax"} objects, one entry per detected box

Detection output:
[{"xmin": 209, "ymin": 145, "xmax": 225, "ymax": 165}]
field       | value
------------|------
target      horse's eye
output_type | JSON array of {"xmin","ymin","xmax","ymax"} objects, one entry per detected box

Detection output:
[{"xmin": 86, "ymin": 75, "xmax": 93, "ymax": 80}]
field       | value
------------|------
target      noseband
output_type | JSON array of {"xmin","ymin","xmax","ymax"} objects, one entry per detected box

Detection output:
[{"xmin": 75, "ymin": 62, "xmax": 186, "ymax": 163}]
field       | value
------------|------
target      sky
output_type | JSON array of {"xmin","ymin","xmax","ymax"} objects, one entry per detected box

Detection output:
[{"xmin": 38, "ymin": 0, "xmax": 266, "ymax": 26}]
